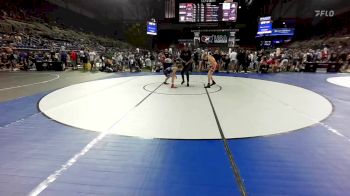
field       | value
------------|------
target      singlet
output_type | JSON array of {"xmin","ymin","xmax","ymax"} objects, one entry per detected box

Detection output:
[
  {"xmin": 207, "ymin": 55, "xmax": 218, "ymax": 68},
  {"xmin": 163, "ymin": 58, "xmax": 173, "ymax": 70}
]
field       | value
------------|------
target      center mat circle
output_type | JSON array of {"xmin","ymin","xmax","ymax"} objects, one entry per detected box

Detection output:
[
  {"xmin": 143, "ymin": 81, "xmax": 222, "ymax": 95},
  {"xmin": 39, "ymin": 75, "xmax": 332, "ymax": 139}
]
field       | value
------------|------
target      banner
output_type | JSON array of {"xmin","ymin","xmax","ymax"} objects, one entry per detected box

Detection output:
[
  {"xmin": 256, "ymin": 28, "xmax": 295, "ymax": 37},
  {"xmin": 200, "ymin": 34, "xmax": 228, "ymax": 44},
  {"xmin": 270, "ymin": 28, "xmax": 295, "ymax": 36}
]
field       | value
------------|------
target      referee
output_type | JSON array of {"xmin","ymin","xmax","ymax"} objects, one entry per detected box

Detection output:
[{"xmin": 180, "ymin": 46, "xmax": 193, "ymax": 87}]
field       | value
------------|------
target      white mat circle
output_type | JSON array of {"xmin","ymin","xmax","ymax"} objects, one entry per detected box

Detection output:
[
  {"xmin": 327, "ymin": 76, "xmax": 350, "ymax": 88},
  {"xmin": 39, "ymin": 75, "xmax": 332, "ymax": 139}
]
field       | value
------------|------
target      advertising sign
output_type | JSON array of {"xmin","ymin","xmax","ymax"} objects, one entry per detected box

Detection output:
[
  {"xmin": 200, "ymin": 34, "xmax": 228, "ymax": 44},
  {"xmin": 256, "ymin": 28, "xmax": 295, "ymax": 37},
  {"xmin": 270, "ymin": 28, "xmax": 295, "ymax": 36}
]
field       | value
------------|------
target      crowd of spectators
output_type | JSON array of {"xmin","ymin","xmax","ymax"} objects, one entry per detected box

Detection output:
[
  {"xmin": 151, "ymin": 44, "xmax": 350, "ymax": 75},
  {"xmin": 219, "ymin": 45, "xmax": 350, "ymax": 73},
  {"xmin": 0, "ymin": 3, "xmax": 143, "ymax": 72},
  {"xmin": 0, "ymin": 45, "xmax": 153, "ymax": 72},
  {"xmin": 2, "ymin": 32, "xmax": 349, "ymax": 73}
]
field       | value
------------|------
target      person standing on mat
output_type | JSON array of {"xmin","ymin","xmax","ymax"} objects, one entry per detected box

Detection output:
[
  {"xmin": 180, "ymin": 46, "xmax": 192, "ymax": 87},
  {"xmin": 203, "ymin": 52, "xmax": 218, "ymax": 88},
  {"xmin": 163, "ymin": 56, "xmax": 178, "ymax": 88}
]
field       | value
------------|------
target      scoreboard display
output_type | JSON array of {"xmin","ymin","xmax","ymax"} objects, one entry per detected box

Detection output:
[
  {"xmin": 147, "ymin": 21, "xmax": 157, "ymax": 35},
  {"xmin": 179, "ymin": 1, "xmax": 237, "ymax": 23},
  {"xmin": 257, "ymin": 16, "xmax": 272, "ymax": 35}
]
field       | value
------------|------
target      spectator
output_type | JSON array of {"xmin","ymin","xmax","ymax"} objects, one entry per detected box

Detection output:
[
  {"xmin": 70, "ymin": 50, "xmax": 78, "ymax": 70},
  {"xmin": 259, "ymin": 56, "xmax": 269, "ymax": 73},
  {"xmin": 236, "ymin": 49, "xmax": 246, "ymax": 73},
  {"xmin": 229, "ymin": 49, "xmax": 238, "ymax": 73},
  {"xmin": 89, "ymin": 50, "xmax": 97, "ymax": 71}
]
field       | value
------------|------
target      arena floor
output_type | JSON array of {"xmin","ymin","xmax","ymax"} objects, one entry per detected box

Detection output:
[{"xmin": 0, "ymin": 71, "xmax": 350, "ymax": 196}]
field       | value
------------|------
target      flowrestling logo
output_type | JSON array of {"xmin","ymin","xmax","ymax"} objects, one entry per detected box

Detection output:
[{"xmin": 315, "ymin": 10, "xmax": 335, "ymax": 17}]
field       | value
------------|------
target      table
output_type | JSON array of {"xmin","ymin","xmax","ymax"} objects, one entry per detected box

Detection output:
[
  {"xmin": 35, "ymin": 61, "xmax": 64, "ymax": 71},
  {"xmin": 303, "ymin": 62, "xmax": 342, "ymax": 73}
]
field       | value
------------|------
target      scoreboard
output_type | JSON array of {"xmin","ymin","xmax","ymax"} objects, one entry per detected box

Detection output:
[
  {"xmin": 178, "ymin": 1, "xmax": 237, "ymax": 23},
  {"xmin": 147, "ymin": 21, "xmax": 157, "ymax": 35},
  {"xmin": 257, "ymin": 16, "xmax": 272, "ymax": 35}
]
